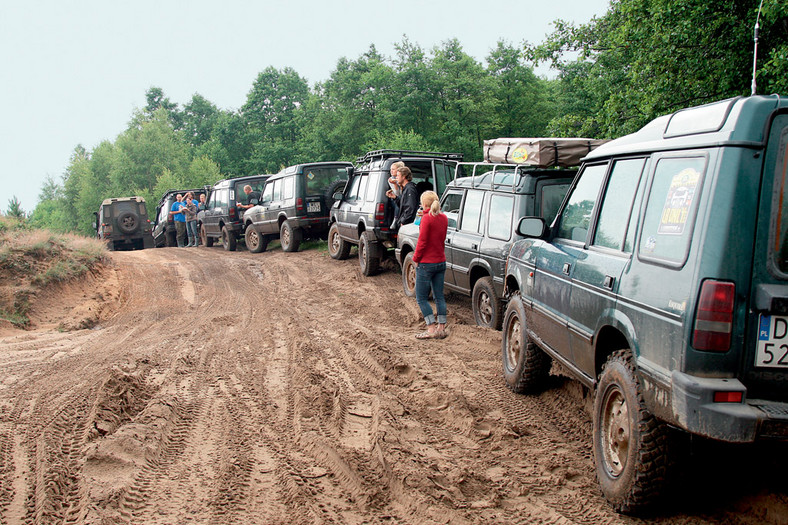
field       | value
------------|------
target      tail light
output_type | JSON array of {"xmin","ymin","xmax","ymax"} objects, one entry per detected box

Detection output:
[
  {"xmin": 692, "ymin": 280, "xmax": 735, "ymax": 352},
  {"xmin": 375, "ymin": 202, "xmax": 385, "ymax": 224},
  {"xmin": 229, "ymin": 207, "xmax": 237, "ymax": 219},
  {"xmin": 296, "ymin": 198, "xmax": 304, "ymax": 213},
  {"xmin": 102, "ymin": 223, "xmax": 112, "ymax": 234}
]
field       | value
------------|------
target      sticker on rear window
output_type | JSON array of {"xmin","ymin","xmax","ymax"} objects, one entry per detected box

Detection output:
[{"xmin": 658, "ymin": 168, "xmax": 700, "ymax": 235}]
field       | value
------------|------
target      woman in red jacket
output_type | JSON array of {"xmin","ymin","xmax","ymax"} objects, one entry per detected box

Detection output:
[{"xmin": 413, "ymin": 191, "xmax": 448, "ymax": 339}]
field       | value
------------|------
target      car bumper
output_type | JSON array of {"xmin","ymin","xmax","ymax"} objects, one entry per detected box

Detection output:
[{"xmin": 671, "ymin": 371, "xmax": 788, "ymax": 442}]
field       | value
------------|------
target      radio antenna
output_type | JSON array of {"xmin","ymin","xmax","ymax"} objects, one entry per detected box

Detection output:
[{"xmin": 751, "ymin": 0, "xmax": 765, "ymax": 96}]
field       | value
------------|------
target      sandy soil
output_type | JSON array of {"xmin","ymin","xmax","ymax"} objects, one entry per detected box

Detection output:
[{"xmin": 1, "ymin": 245, "xmax": 788, "ymax": 524}]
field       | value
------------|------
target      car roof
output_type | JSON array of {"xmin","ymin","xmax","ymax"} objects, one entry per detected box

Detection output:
[
  {"xmin": 212, "ymin": 174, "xmax": 271, "ymax": 188},
  {"xmin": 585, "ymin": 95, "xmax": 788, "ymax": 160},
  {"xmin": 101, "ymin": 196, "xmax": 145, "ymax": 205},
  {"xmin": 448, "ymin": 164, "xmax": 575, "ymax": 193},
  {"xmin": 272, "ymin": 161, "xmax": 354, "ymax": 179}
]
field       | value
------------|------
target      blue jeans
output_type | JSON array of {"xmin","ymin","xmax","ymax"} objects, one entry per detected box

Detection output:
[
  {"xmin": 415, "ymin": 261, "xmax": 447, "ymax": 325},
  {"xmin": 186, "ymin": 220, "xmax": 198, "ymax": 245}
]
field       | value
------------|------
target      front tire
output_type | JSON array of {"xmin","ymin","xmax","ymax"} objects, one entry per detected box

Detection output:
[
  {"xmin": 401, "ymin": 252, "xmax": 417, "ymax": 297},
  {"xmin": 246, "ymin": 224, "xmax": 268, "ymax": 253},
  {"xmin": 280, "ymin": 221, "xmax": 302, "ymax": 252},
  {"xmin": 472, "ymin": 276, "xmax": 503, "ymax": 330},
  {"xmin": 328, "ymin": 223, "xmax": 350, "ymax": 260},
  {"xmin": 501, "ymin": 296, "xmax": 551, "ymax": 394},
  {"xmin": 359, "ymin": 231, "xmax": 381, "ymax": 276},
  {"xmin": 593, "ymin": 350, "xmax": 670, "ymax": 514},
  {"xmin": 221, "ymin": 225, "xmax": 237, "ymax": 251}
]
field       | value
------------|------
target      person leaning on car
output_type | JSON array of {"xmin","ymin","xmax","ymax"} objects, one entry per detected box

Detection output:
[
  {"xmin": 387, "ymin": 166, "xmax": 418, "ymax": 230},
  {"xmin": 238, "ymin": 185, "xmax": 260, "ymax": 211}
]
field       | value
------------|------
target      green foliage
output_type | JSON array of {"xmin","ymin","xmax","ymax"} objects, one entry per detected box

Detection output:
[{"xmin": 6, "ymin": 196, "xmax": 26, "ymax": 220}]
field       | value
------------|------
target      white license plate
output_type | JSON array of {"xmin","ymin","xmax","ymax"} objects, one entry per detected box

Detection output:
[
  {"xmin": 307, "ymin": 202, "xmax": 321, "ymax": 213},
  {"xmin": 756, "ymin": 315, "xmax": 788, "ymax": 367}
]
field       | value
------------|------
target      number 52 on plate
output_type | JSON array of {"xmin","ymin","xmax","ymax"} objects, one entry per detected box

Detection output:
[{"xmin": 756, "ymin": 315, "xmax": 788, "ymax": 367}]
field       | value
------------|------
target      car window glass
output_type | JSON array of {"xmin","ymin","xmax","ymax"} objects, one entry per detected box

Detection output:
[
  {"xmin": 365, "ymin": 174, "xmax": 377, "ymax": 202},
  {"xmin": 347, "ymin": 176, "xmax": 361, "ymax": 200},
  {"xmin": 488, "ymin": 194, "xmax": 514, "ymax": 240},
  {"xmin": 272, "ymin": 180, "xmax": 283, "ymax": 202},
  {"xmin": 215, "ymin": 189, "xmax": 228, "ymax": 209},
  {"xmin": 460, "ymin": 190, "xmax": 484, "ymax": 233},
  {"xmin": 357, "ymin": 174, "xmax": 368, "ymax": 202},
  {"xmin": 305, "ymin": 167, "xmax": 350, "ymax": 194},
  {"xmin": 442, "ymin": 191, "xmax": 463, "ymax": 229},
  {"xmin": 624, "ymin": 176, "xmax": 645, "ymax": 254},
  {"xmin": 772, "ymin": 123, "xmax": 788, "ymax": 273},
  {"xmin": 593, "ymin": 158, "xmax": 645, "ymax": 251},
  {"xmin": 283, "ymin": 176, "xmax": 294, "ymax": 200},
  {"xmin": 638, "ymin": 156, "xmax": 706, "ymax": 265},
  {"xmin": 540, "ymin": 183, "xmax": 570, "ymax": 226},
  {"xmin": 557, "ymin": 164, "xmax": 607, "ymax": 242},
  {"xmin": 262, "ymin": 184, "xmax": 273, "ymax": 203}
]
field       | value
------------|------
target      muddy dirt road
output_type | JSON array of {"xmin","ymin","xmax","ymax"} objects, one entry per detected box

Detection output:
[{"xmin": 1, "ymin": 245, "xmax": 787, "ymax": 524}]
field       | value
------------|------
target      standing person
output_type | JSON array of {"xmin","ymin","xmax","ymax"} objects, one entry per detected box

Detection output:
[
  {"xmin": 412, "ymin": 191, "xmax": 448, "ymax": 339},
  {"xmin": 183, "ymin": 192, "xmax": 199, "ymax": 247},
  {"xmin": 386, "ymin": 161, "xmax": 405, "ymax": 228},
  {"xmin": 169, "ymin": 194, "xmax": 187, "ymax": 248},
  {"xmin": 387, "ymin": 166, "xmax": 418, "ymax": 230},
  {"xmin": 198, "ymin": 193, "xmax": 207, "ymax": 211}
]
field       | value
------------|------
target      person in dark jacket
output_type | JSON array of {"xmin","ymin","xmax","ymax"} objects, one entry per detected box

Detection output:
[{"xmin": 387, "ymin": 166, "xmax": 418, "ymax": 230}]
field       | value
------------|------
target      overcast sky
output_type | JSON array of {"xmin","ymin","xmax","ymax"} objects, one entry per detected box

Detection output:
[{"xmin": 0, "ymin": 0, "xmax": 610, "ymax": 213}]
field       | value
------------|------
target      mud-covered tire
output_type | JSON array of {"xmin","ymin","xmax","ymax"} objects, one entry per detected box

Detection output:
[
  {"xmin": 359, "ymin": 231, "xmax": 381, "ymax": 276},
  {"xmin": 473, "ymin": 276, "xmax": 503, "ymax": 330},
  {"xmin": 401, "ymin": 252, "xmax": 417, "ymax": 297},
  {"xmin": 200, "ymin": 224, "xmax": 213, "ymax": 247},
  {"xmin": 165, "ymin": 231, "xmax": 177, "ymax": 247},
  {"xmin": 246, "ymin": 224, "xmax": 268, "ymax": 253},
  {"xmin": 328, "ymin": 223, "xmax": 350, "ymax": 260},
  {"xmin": 116, "ymin": 211, "xmax": 139, "ymax": 234},
  {"xmin": 280, "ymin": 221, "xmax": 302, "ymax": 252},
  {"xmin": 501, "ymin": 296, "xmax": 551, "ymax": 394},
  {"xmin": 593, "ymin": 350, "xmax": 670, "ymax": 514},
  {"xmin": 221, "ymin": 225, "xmax": 237, "ymax": 251}
]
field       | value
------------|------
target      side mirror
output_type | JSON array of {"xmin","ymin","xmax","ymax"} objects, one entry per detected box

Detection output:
[
  {"xmin": 92, "ymin": 211, "xmax": 99, "ymax": 231},
  {"xmin": 332, "ymin": 192, "xmax": 344, "ymax": 202},
  {"xmin": 516, "ymin": 217, "xmax": 547, "ymax": 238}
]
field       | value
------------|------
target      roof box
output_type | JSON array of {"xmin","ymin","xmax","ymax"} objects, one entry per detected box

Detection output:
[{"xmin": 483, "ymin": 138, "xmax": 609, "ymax": 167}]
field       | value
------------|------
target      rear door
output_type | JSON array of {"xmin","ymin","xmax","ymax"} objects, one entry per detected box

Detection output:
[
  {"xmin": 447, "ymin": 189, "xmax": 485, "ymax": 294},
  {"xmin": 338, "ymin": 174, "xmax": 365, "ymax": 240},
  {"xmin": 441, "ymin": 189, "xmax": 465, "ymax": 287},
  {"xmin": 746, "ymin": 110, "xmax": 788, "ymax": 399}
]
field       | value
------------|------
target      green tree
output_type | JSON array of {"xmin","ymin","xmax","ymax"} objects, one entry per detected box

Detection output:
[
  {"xmin": 182, "ymin": 93, "xmax": 219, "ymax": 148},
  {"xmin": 6, "ymin": 196, "xmax": 26, "ymax": 220},
  {"xmin": 144, "ymin": 86, "xmax": 183, "ymax": 130}
]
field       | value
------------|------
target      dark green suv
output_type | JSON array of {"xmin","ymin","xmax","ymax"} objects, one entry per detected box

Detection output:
[
  {"xmin": 93, "ymin": 196, "xmax": 154, "ymax": 251},
  {"xmin": 502, "ymin": 95, "xmax": 788, "ymax": 513}
]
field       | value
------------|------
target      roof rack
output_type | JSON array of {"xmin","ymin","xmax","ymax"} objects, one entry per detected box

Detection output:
[
  {"xmin": 356, "ymin": 149, "xmax": 463, "ymax": 164},
  {"xmin": 455, "ymin": 162, "xmax": 529, "ymax": 194}
]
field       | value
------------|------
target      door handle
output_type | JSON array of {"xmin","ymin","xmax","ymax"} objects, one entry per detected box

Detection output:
[
  {"xmin": 472, "ymin": 244, "xmax": 478, "ymax": 250},
  {"xmin": 603, "ymin": 275, "xmax": 615, "ymax": 290},
  {"xmin": 562, "ymin": 263, "xmax": 571, "ymax": 275}
]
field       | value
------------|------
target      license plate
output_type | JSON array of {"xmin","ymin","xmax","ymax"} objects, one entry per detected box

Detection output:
[
  {"xmin": 756, "ymin": 315, "xmax": 788, "ymax": 367},
  {"xmin": 307, "ymin": 202, "xmax": 321, "ymax": 213}
]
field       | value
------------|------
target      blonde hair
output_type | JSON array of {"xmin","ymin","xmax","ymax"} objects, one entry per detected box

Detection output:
[
  {"xmin": 420, "ymin": 191, "xmax": 441, "ymax": 217},
  {"xmin": 391, "ymin": 161, "xmax": 405, "ymax": 171}
]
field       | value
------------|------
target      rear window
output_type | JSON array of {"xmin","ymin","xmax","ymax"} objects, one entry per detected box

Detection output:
[
  {"xmin": 305, "ymin": 167, "xmax": 350, "ymax": 194},
  {"xmin": 772, "ymin": 124, "xmax": 788, "ymax": 273},
  {"xmin": 638, "ymin": 155, "xmax": 707, "ymax": 266}
]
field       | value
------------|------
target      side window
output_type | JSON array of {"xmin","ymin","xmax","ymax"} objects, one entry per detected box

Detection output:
[
  {"xmin": 488, "ymin": 194, "xmax": 514, "ymax": 240},
  {"xmin": 272, "ymin": 180, "xmax": 283, "ymax": 202},
  {"xmin": 460, "ymin": 190, "xmax": 484, "ymax": 233},
  {"xmin": 638, "ymin": 156, "xmax": 706, "ymax": 265},
  {"xmin": 365, "ymin": 174, "xmax": 378, "ymax": 202},
  {"xmin": 441, "ymin": 191, "xmax": 463, "ymax": 229},
  {"xmin": 593, "ymin": 159, "xmax": 646, "ymax": 251},
  {"xmin": 557, "ymin": 164, "xmax": 608, "ymax": 242},
  {"xmin": 347, "ymin": 176, "xmax": 362, "ymax": 200},
  {"xmin": 158, "ymin": 205, "xmax": 168, "ymax": 223},
  {"xmin": 356, "ymin": 174, "xmax": 368, "ymax": 202},
  {"xmin": 262, "ymin": 183, "xmax": 273, "ymax": 203},
  {"xmin": 283, "ymin": 176, "xmax": 294, "ymax": 200},
  {"xmin": 540, "ymin": 183, "xmax": 570, "ymax": 226},
  {"xmin": 433, "ymin": 161, "xmax": 454, "ymax": 196}
]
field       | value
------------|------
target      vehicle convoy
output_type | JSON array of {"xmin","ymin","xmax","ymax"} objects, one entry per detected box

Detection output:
[
  {"xmin": 242, "ymin": 162, "xmax": 351, "ymax": 253},
  {"xmin": 198, "ymin": 175, "xmax": 269, "ymax": 251},
  {"xmin": 395, "ymin": 160, "xmax": 576, "ymax": 330},
  {"xmin": 93, "ymin": 196, "xmax": 154, "ymax": 251},
  {"xmin": 501, "ymin": 95, "xmax": 788, "ymax": 513},
  {"xmin": 328, "ymin": 150, "xmax": 462, "ymax": 276},
  {"xmin": 152, "ymin": 188, "xmax": 208, "ymax": 247}
]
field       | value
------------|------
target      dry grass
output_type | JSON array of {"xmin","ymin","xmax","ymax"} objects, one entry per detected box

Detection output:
[{"xmin": 0, "ymin": 216, "xmax": 108, "ymax": 326}]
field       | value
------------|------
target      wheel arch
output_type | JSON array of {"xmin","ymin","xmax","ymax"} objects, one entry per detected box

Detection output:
[
  {"xmin": 594, "ymin": 312, "xmax": 638, "ymax": 380},
  {"xmin": 469, "ymin": 262, "xmax": 492, "ymax": 292}
]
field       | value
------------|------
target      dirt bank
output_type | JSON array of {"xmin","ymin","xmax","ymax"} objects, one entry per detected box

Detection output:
[{"xmin": 0, "ymin": 246, "xmax": 786, "ymax": 524}]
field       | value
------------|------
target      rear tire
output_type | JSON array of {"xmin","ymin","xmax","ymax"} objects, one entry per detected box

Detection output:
[
  {"xmin": 246, "ymin": 224, "xmax": 268, "ymax": 253},
  {"xmin": 593, "ymin": 350, "xmax": 671, "ymax": 514},
  {"xmin": 328, "ymin": 223, "xmax": 350, "ymax": 260},
  {"xmin": 280, "ymin": 221, "xmax": 302, "ymax": 252},
  {"xmin": 473, "ymin": 276, "xmax": 503, "ymax": 330},
  {"xmin": 501, "ymin": 296, "xmax": 551, "ymax": 394},
  {"xmin": 401, "ymin": 252, "xmax": 417, "ymax": 297},
  {"xmin": 359, "ymin": 231, "xmax": 381, "ymax": 276},
  {"xmin": 165, "ymin": 231, "xmax": 177, "ymax": 247},
  {"xmin": 221, "ymin": 225, "xmax": 237, "ymax": 251},
  {"xmin": 201, "ymin": 224, "xmax": 213, "ymax": 247}
]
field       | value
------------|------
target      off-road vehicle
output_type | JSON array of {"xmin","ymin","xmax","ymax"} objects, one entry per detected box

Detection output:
[
  {"xmin": 502, "ymin": 95, "xmax": 788, "ymax": 513},
  {"xmin": 328, "ymin": 150, "xmax": 462, "ymax": 276},
  {"xmin": 152, "ymin": 188, "xmax": 208, "ymax": 247},
  {"xmin": 242, "ymin": 162, "xmax": 351, "ymax": 253},
  {"xmin": 395, "ymin": 161, "xmax": 575, "ymax": 329},
  {"xmin": 93, "ymin": 196, "xmax": 154, "ymax": 251},
  {"xmin": 198, "ymin": 175, "xmax": 269, "ymax": 251}
]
